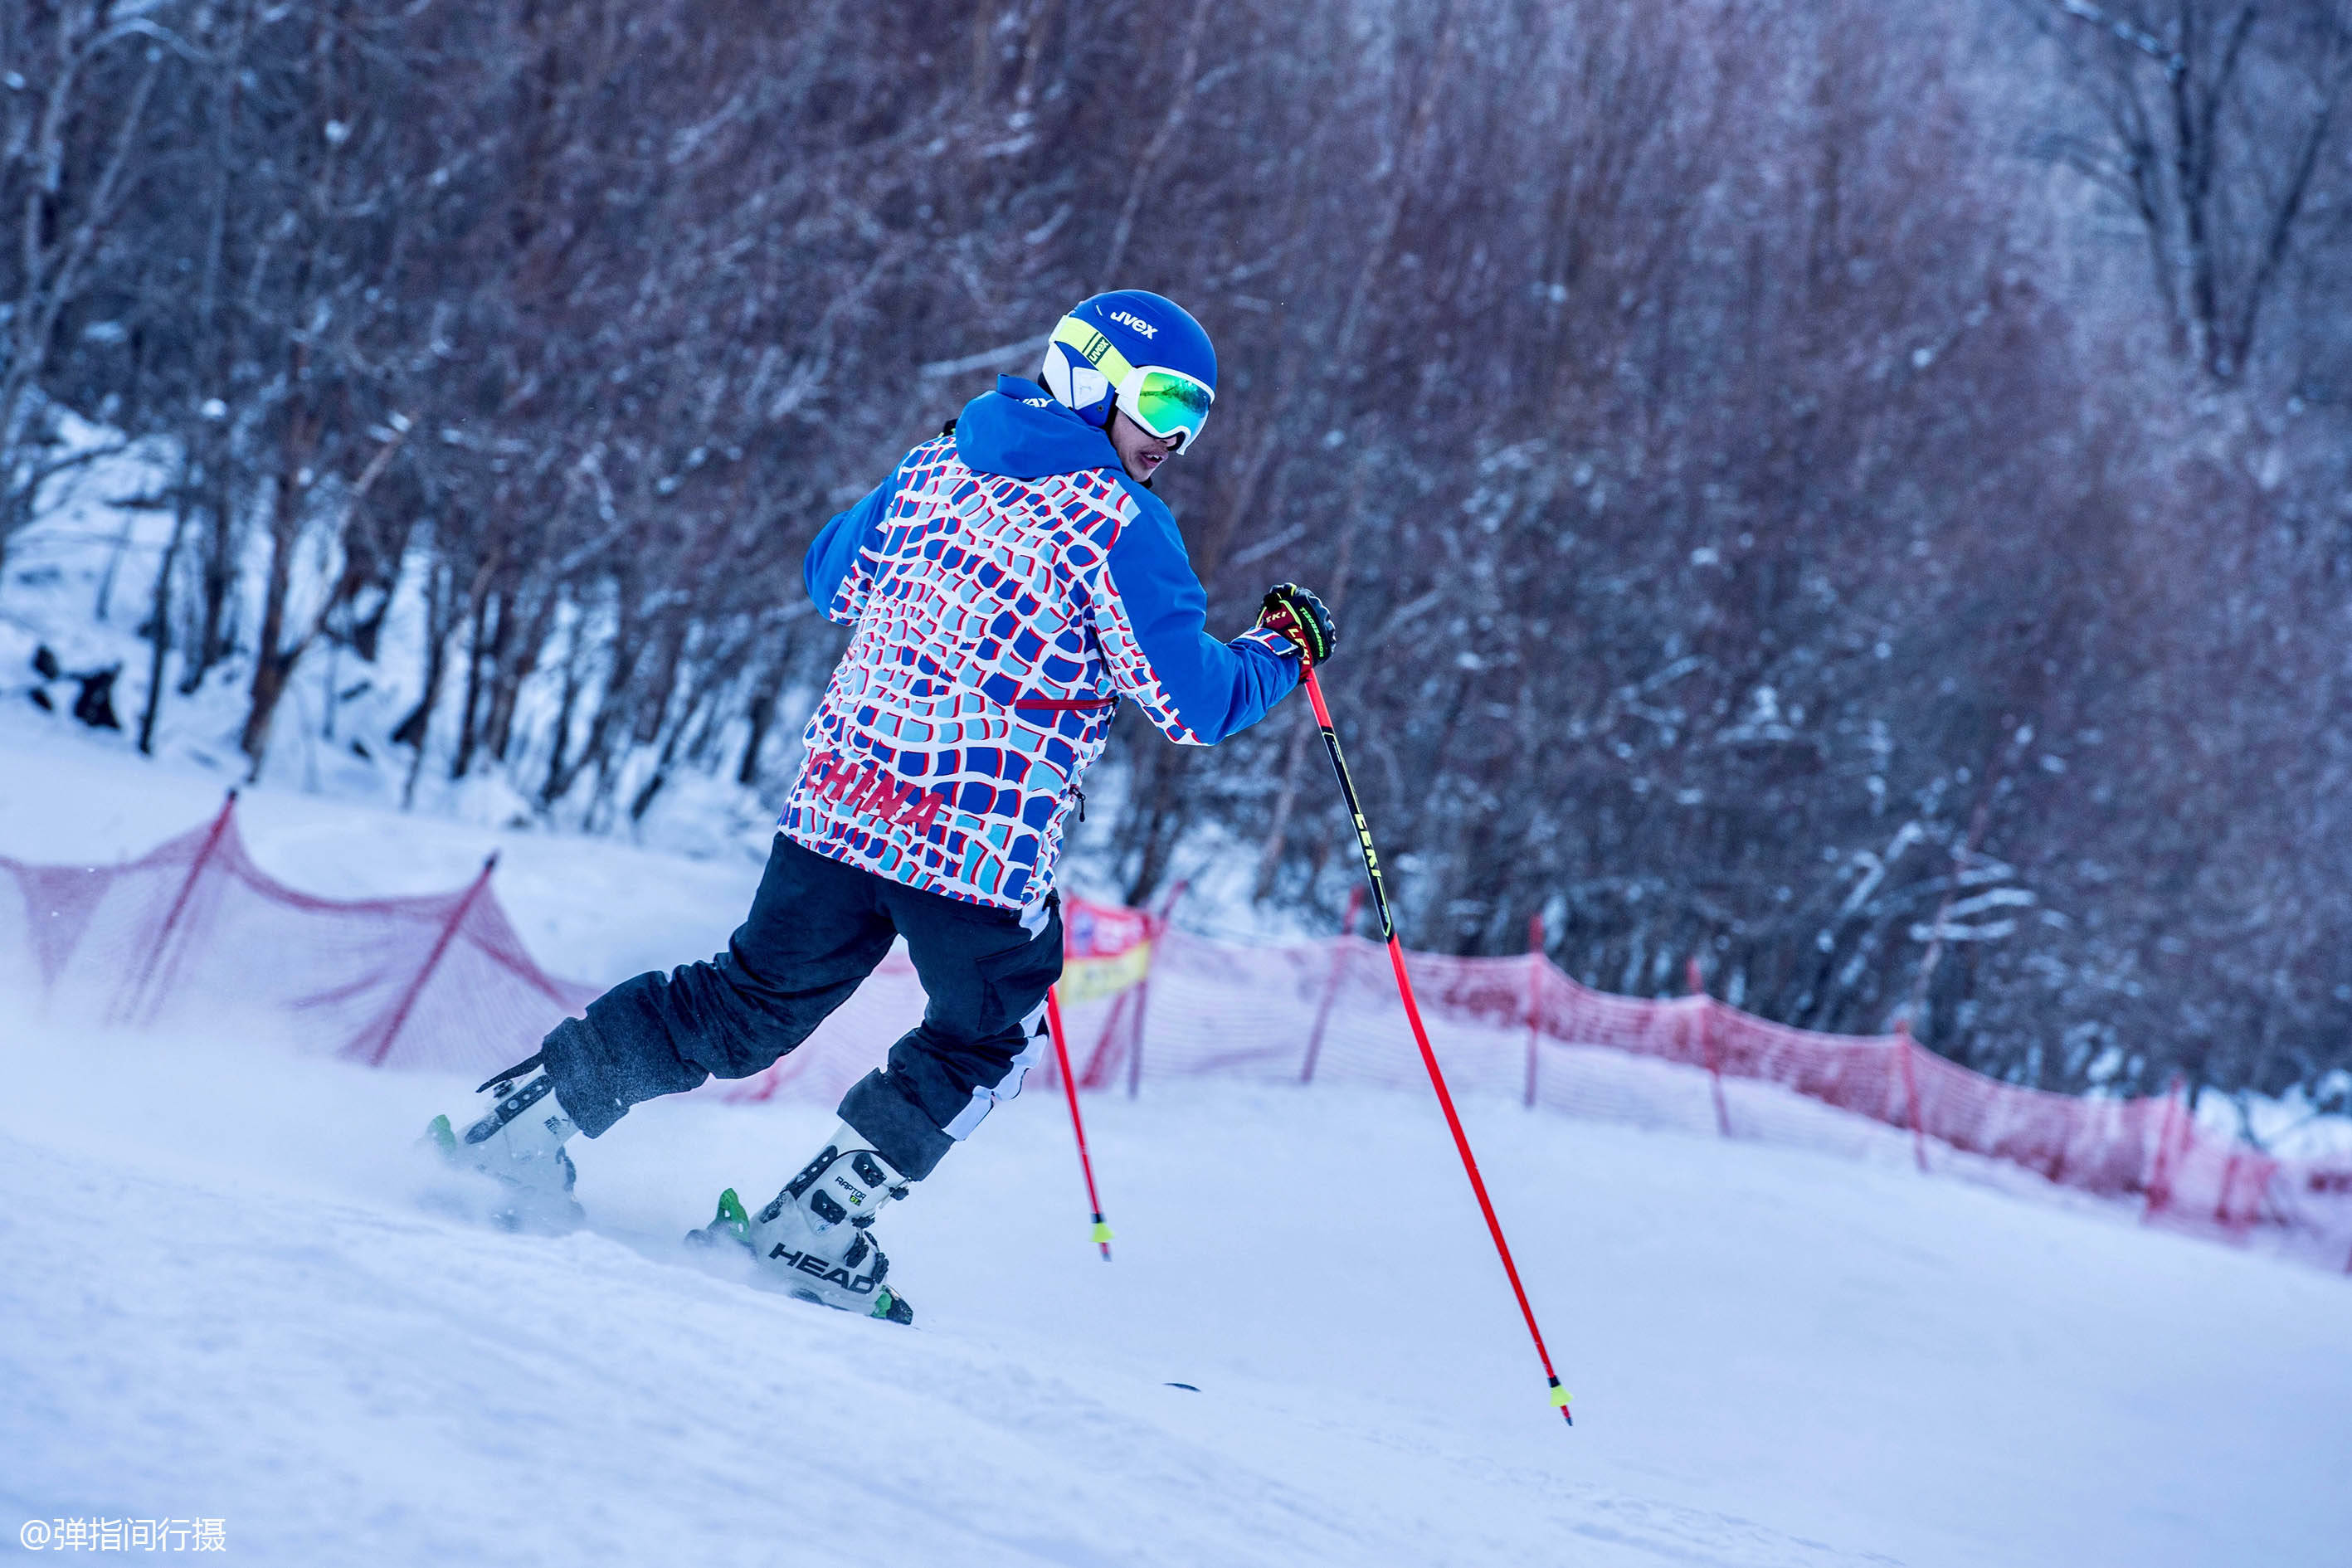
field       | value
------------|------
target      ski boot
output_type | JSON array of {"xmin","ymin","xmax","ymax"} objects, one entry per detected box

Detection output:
[
  {"xmin": 687, "ymin": 1122, "xmax": 915, "ymax": 1324},
  {"xmin": 425, "ymin": 1054, "xmax": 585, "ymax": 1230}
]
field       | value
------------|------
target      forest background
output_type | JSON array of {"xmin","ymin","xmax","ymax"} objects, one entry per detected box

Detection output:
[{"xmin": 9, "ymin": 0, "xmax": 2352, "ymax": 1122}]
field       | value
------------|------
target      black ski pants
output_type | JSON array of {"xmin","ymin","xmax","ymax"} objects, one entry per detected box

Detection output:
[{"xmin": 538, "ymin": 832, "xmax": 1064, "ymax": 1180}]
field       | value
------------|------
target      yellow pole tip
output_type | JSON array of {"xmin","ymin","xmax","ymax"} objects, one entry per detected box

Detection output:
[
  {"xmin": 1091, "ymin": 1221, "xmax": 1115, "ymax": 1243},
  {"xmin": 1549, "ymin": 1387, "xmax": 1572, "ymax": 1408}
]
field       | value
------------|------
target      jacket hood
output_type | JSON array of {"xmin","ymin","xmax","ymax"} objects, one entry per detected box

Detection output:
[{"xmin": 954, "ymin": 377, "xmax": 1123, "ymax": 480}]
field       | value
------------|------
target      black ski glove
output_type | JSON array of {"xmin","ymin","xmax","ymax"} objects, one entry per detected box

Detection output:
[{"xmin": 1257, "ymin": 582, "xmax": 1338, "ymax": 665}]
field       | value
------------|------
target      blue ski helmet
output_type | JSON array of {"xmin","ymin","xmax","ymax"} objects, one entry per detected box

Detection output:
[{"xmin": 1040, "ymin": 290, "xmax": 1218, "ymax": 452}]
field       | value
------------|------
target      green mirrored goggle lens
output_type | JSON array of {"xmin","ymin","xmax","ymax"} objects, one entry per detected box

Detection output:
[{"xmin": 1127, "ymin": 370, "xmax": 1214, "ymax": 447}]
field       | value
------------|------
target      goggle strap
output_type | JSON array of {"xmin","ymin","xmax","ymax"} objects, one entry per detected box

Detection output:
[{"xmin": 1051, "ymin": 316, "xmax": 1138, "ymax": 389}]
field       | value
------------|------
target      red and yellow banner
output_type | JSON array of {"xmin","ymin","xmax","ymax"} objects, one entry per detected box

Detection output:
[{"xmin": 1059, "ymin": 896, "xmax": 1154, "ymax": 1004}]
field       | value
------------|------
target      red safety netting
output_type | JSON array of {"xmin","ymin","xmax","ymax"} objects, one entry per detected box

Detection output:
[
  {"xmin": 8, "ymin": 801, "xmax": 2349, "ymax": 1273},
  {"xmin": 0, "ymin": 795, "xmax": 599, "ymax": 1074}
]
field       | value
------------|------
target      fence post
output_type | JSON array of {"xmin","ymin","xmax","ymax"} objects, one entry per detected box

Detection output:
[
  {"xmin": 361, "ymin": 852, "xmax": 498, "ymax": 1068},
  {"xmin": 1125, "ymin": 973, "xmax": 1147, "ymax": 1100},
  {"xmin": 123, "ymin": 790, "xmax": 240, "ymax": 1024},
  {"xmin": 1299, "ymin": 884, "xmax": 1363, "ymax": 1085},
  {"xmin": 1691, "ymin": 957, "xmax": 1731, "ymax": 1137},
  {"xmin": 1522, "ymin": 914, "xmax": 1545, "ymax": 1109},
  {"xmin": 2047, "ymin": 1101, "xmax": 2074, "ymax": 1186},
  {"xmin": 1896, "ymin": 1018, "xmax": 1928, "ymax": 1173},
  {"xmin": 2142, "ymin": 1074, "xmax": 2186, "ymax": 1221},
  {"xmin": 1078, "ymin": 986, "xmax": 1130, "ymax": 1089}
]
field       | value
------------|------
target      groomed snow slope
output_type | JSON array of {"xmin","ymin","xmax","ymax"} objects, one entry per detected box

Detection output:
[
  {"xmin": 6, "ymin": 1037, "xmax": 2350, "ymax": 1568},
  {"xmin": 2, "ymin": 723, "xmax": 2350, "ymax": 1567}
]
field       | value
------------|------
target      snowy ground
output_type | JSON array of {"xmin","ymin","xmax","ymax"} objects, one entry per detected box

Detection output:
[
  {"xmin": 7, "ymin": 1029, "xmax": 2350, "ymax": 1568},
  {"xmin": 3, "ymin": 726, "xmax": 2350, "ymax": 1566}
]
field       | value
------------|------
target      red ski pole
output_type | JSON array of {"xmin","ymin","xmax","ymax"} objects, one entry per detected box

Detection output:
[
  {"xmin": 1298, "ymin": 660, "xmax": 1573, "ymax": 1425},
  {"xmin": 1045, "ymin": 984, "xmax": 1114, "ymax": 1259}
]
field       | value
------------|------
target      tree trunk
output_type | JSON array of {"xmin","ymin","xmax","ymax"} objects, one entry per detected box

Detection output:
[
  {"xmin": 239, "ymin": 375, "xmax": 323, "ymax": 775},
  {"xmin": 136, "ymin": 477, "xmax": 195, "ymax": 757},
  {"xmin": 738, "ymin": 654, "xmax": 791, "ymax": 786},
  {"xmin": 1121, "ymin": 740, "xmax": 1196, "ymax": 906},
  {"xmin": 395, "ymin": 558, "xmax": 460, "ymax": 806},
  {"xmin": 183, "ymin": 438, "xmax": 239, "ymax": 694},
  {"xmin": 451, "ymin": 587, "xmax": 496, "ymax": 781},
  {"xmin": 485, "ymin": 582, "xmax": 557, "ymax": 763}
]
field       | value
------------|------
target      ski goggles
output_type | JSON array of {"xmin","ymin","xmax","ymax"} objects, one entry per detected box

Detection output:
[{"xmin": 1049, "ymin": 316, "xmax": 1215, "ymax": 452}]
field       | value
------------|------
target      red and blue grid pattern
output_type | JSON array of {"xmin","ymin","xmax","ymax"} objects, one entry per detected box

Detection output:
[{"xmin": 782, "ymin": 437, "xmax": 1196, "ymax": 910}]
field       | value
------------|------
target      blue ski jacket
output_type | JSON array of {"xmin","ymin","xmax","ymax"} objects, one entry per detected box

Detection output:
[{"xmin": 781, "ymin": 377, "xmax": 1298, "ymax": 910}]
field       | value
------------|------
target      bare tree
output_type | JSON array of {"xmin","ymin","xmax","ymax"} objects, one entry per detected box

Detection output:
[
  {"xmin": 2032, "ymin": 0, "xmax": 2352, "ymax": 381},
  {"xmin": 0, "ymin": 0, "xmax": 181, "ymax": 573},
  {"xmin": 9, "ymin": 0, "xmax": 2352, "ymax": 1108}
]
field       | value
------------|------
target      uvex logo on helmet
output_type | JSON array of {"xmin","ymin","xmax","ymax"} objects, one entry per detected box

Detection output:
[{"xmin": 1106, "ymin": 309, "xmax": 1158, "ymax": 338}]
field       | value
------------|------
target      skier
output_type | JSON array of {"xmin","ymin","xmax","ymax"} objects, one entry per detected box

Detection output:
[{"xmin": 430, "ymin": 290, "xmax": 1337, "ymax": 1324}]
